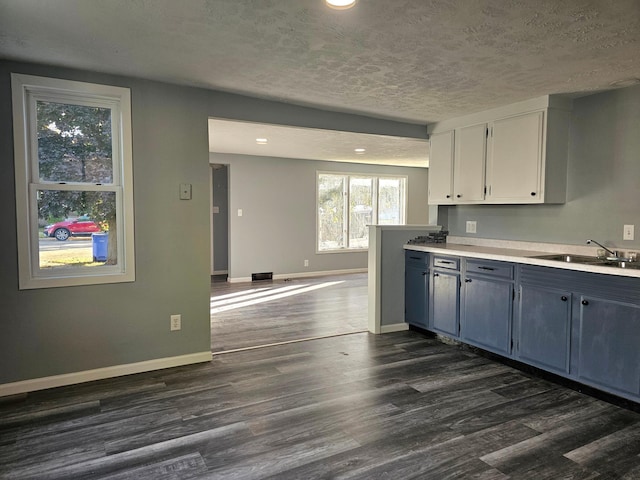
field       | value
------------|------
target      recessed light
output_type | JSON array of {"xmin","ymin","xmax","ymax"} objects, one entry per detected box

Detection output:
[
  {"xmin": 326, "ymin": 0, "xmax": 357, "ymax": 10},
  {"xmin": 354, "ymin": 148, "xmax": 366, "ymax": 154},
  {"xmin": 256, "ymin": 138, "xmax": 268, "ymax": 144}
]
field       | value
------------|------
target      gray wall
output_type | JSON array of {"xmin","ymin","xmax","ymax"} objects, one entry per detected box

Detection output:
[
  {"xmin": 210, "ymin": 152, "xmax": 429, "ymax": 280},
  {"xmin": 443, "ymin": 85, "xmax": 640, "ymax": 250},
  {"xmin": 212, "ymin": 165, "xmax": 229, "ymax": 273},
  {"xmin": 0, "ymin": 60, "xmax": 426, "ymax": 385}
]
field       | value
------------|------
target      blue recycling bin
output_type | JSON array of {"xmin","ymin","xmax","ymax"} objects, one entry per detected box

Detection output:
[{"xmin": 92, "ymin": 233, "xmax": 108, "ymax": 262}]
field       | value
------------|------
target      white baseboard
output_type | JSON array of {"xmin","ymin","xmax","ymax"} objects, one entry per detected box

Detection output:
[
  {"xmin": 228, "ymin": 268, "xmax": 367, "ymax": 284},
  {"xmin": 379, "ymin": 323, "xmax": 409, "ymax": 334},
  {"xmin": 0, "ymin": 351, "xmax": 212, "ymax": 398}
]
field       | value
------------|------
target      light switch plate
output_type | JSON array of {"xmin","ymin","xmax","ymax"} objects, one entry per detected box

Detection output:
[
  {"xmin": 466, "ymin": 221, "xmax": 477, "ymax": 234},
  {"xmin": 624, "ymin": 224, "xmax": 635, "ymax": 241},
  {"xmin": 179, "ymin": 183, "xmax": 192, "ymax": 200}
]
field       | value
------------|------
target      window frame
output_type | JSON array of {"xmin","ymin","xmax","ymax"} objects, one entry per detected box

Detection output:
[
  {"xmin": 12, "ymin": 73, "xmax": 135, "ymax": 289},
  {"xmin": 316, "ymin": 171, "xmax": 407, "ymax": 253}
]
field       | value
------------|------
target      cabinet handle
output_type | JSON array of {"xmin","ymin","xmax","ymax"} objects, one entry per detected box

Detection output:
[
  {"xmin": 409, "ymin": 256, "xmax": 421, "ymax": 260},
  {"xmin": 456, "ymin": 194, "xmax": 462, "ymax": 198},
  {"xmin": 465, "ymin": 278, "xmax": 472, "ymax": 283},
  {"xmin": 561, "ymin": 296, "xmax": 567, "ymax": 301},
  {"xmin": 478, "ymin": 266, "xmax": 495, "ymax": 271},
  {"xmin": 422, "ymin": 271, "xmax": 428, "ymax": 276},
  {"xmin": 433, "ymin": 273, "xmax": 439, "ymax": 277},
  {"xmin": 582, "ymin": 299, "xmax": 589, "ymax": 306},
  {"xmin": 446, "ymin": 195, "xmax": 451, "ymax": 198},
  {"xmin": 531, "ymin": 192, "xmax": 536, "ymax": 196}
]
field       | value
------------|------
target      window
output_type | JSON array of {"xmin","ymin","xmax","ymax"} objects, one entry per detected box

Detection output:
[
  {"xmin": 317, "ymin": 172, "xmax": 407, "ymax": 252},
  {"xmin": 12, "ymin": 74, "xmax": 135, "ymax": 289}
]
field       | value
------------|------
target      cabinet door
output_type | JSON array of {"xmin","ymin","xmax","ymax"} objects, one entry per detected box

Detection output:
[
  {"xmin": 461, "ymin": 276, "xmax": 512, "ymax": 355},
  {"xmin": 486, "ymin": 111, "xmax": 543, "ymax": 203},
  {"xmin": 427, "ymin": 131, "xmax": 454, "ymax": 204},
  {"xmin": 453, "ymin": 123, "xmax": 486, "ymax": 202},
  {"xmin": 577, "ymin": 296, "xmax": 640, "ymax": 397},
  {"xmin": 431, "ymin": 270, "xmax": 460, "ymax": 336},
  {"xmin": 517, "ymin": 284, "xmax": 571, "ymax": 374},
  {"xmin": 405, "ymin": 263, "xmax": 429, "ymax": 328}
]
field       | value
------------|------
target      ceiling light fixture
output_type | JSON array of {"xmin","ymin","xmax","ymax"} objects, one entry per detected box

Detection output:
[
  {"xmin": 256, "ymin": 138, "xmax": 268, "ymax": 144},
  {"xmin": 354, "ymin": 148, "xmax": 366, "ymax": 154},
  {"xmin": 326, "ymin": 0, "xmax": 357, "ymax": 10}
]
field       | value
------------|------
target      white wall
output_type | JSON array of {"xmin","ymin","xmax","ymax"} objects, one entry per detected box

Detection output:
[{"xmin": 210, "ymin": 152, "xmax": 429, "ymax": 280}]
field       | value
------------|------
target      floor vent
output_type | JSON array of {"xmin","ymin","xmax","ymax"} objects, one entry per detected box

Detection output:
[{"xmin": 252, "ymin": 272, "xmax": 273, "ymax": 281}]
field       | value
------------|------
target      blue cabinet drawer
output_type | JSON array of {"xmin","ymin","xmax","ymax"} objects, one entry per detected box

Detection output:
[
  {"xmin": 433, "ymin": 256, "xmax": 460, "ymax": 270},
  {"xmin": 466, "ymin": 259, "xmax": 513, "ymax": 279},
  {"xmin": 405, "ymin": 250, "xmax": 429, "ymax": 266}
]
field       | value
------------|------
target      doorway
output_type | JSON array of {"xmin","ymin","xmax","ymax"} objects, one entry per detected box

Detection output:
[{"xmin": 210, "ymin": 164, "xmax": 229, "ymax": 279}]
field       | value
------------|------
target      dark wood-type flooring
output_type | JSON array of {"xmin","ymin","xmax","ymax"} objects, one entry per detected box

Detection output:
[
  {"xmin": 2, "ymin": 274, "xmax": 640, "ymax": 478},
  {"xmin": 210, "ymin": 273, "xmax": 368, "ymax": 352}
]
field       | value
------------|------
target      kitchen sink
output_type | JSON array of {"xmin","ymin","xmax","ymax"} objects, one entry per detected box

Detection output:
[
  {"xmin": 531, "ymin": 253, "xmax": 640, "ymax": 270},
  {"xmin": 531, "ymin": 254, "xmax": 599, "ymax": 263}
]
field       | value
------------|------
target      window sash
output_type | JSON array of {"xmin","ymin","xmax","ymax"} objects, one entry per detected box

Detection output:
[
  {"xmin": 12, "ymin": 73, "xmax": 135, "ymax": 289},
  {"xmin": 317, "ymin": 172, "xmax": 407, "ymax": 252}
]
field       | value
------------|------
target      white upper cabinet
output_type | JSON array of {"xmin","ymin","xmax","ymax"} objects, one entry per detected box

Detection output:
[
  {"xmin": 427, "ymin": 95, "xmax": 571, "ymax": 205},
  {"xmin": 427, "ymin": 130, "xmax": 454, "ymax": 204},
  {"xmin": 454, "ymin": 123, "xmax": 486, "ymax": 203},
  {"xmin": 486, "ymin": 112, "xmax": 543, "ymax": 203}
]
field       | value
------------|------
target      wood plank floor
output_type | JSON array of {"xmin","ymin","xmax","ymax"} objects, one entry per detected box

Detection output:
[
  {"xmin": 2, "ymin": 273, "xmax": 640, "ymax": 478},
  {"xmin": 210, "ymin": 273, "xmax": 368, "ymax": 352}
]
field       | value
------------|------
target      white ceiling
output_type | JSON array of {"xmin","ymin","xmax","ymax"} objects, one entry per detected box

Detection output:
[
  {"xmin": 1, "ymin": 0, "xmax": 639, "ymax": 166},
  {"xmin": 208, "ymin": 119, "xmax": 429, "ymax": 167}
]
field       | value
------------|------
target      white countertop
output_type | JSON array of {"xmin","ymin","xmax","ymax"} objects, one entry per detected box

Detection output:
[{"xmin": 404, "ymin": 242, "xmax": 640, "ymax": 279}]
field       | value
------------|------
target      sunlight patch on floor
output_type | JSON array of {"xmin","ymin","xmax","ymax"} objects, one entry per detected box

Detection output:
[{"xmin": 211, "ymin": 281, "xmax": 345, "ymax": 315}]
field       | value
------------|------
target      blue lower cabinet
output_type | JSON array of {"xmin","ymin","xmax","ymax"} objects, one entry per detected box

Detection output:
[
  {"xmin": 516, "ymin": 284, "xmax": 572, "ymax": 375},
  {"xmin": 461, "ymin": 275, "xmax": 512, "ymax": 355},
  {"xmin": 405, "ymin": 263, "xmax": 429, "ymax": 328},
  {"xmin": 431, "ymin": 269, "xmax": 460, "ymax": 337},
  {"xmin": 577, "ymin": 296, "xmax": 640, "ymax": 397}
]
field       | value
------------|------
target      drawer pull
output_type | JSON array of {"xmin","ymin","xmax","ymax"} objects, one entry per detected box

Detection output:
[
  {"xmin": 422, "ymin": 271, "xmax": 428, "ymax": 276},
  {"xmin": 439, "ymin": 260, "xmax": 454, "ymax": 264},
  {"xmin": 477, "ymin": 266, "xmax": 495, "ymax": 271},
  {"xmin": 561, "ymin": 296, "xmax": 568, "ymax": 302},
  {"xmin": 433, "ymin": 273, "xmax": 440, "ymax": 277},
  {"xmin": 409, "ymin": 256, "xmax": 421, "ymax": 260},
  {"xmin": 465, "ymin": 278, "xmax": 472, "ymax": 283}
]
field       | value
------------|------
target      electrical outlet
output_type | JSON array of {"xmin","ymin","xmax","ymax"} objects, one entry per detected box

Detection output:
[
  {"xmin": 466, "ymin": 221, "xmax": 477, "ymax": 234},
  {"xmin": 624, "ymin": 224, "xmax": 635, "ymax": 241},
  {"xmin": 304, "ymin": 259, "xmax": 309, "ymax": 267},
  {"xmin": 170, "ymin": 314, "xmax": 181, "ymax": 331},
  {"xmin": 237, "ymin": 209, "xmax": 243, "ymax": 217}
]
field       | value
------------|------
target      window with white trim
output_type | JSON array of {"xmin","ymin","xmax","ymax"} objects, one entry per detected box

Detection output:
[
  {"xmin": 317, "ymin": 172, "xmax": 407, "ymax": 252},
  {"xmin": 12, "ymin": 74, "xmax": 135, "ymax": 289}
]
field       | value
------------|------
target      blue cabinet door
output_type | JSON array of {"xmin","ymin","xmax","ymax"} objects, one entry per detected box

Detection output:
[
  {"xmin": 405, "ymin": 262, "xmax": 429, "ymax": 328},
  {"xmin": 461, "ymin": 275, "xmax": 512, "ymax": 355},
  {"xmin": 577, "ymin": 296, "xmax": 640, "ymax": 397},
  {"xmin": 431, "ymin": 270, "xmax": 460, "ymax": 336},
  {"xmin": 517, "ymin": 284, "xmax": 571, "ymax": 374}
]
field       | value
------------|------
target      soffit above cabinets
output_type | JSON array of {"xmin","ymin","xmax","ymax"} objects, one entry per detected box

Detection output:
[{"xmin": 208, "ymin": 119, "xmax": 429, "ymax": 168}]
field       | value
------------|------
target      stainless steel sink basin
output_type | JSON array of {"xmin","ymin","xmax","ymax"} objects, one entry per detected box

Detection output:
[
  {"xmin": 531, "ymin": 254, "xmax": 598, "ymax": 263},
  {"xmin": 531, "ymin": 253, "xmax": 640, "ymax": 270}
]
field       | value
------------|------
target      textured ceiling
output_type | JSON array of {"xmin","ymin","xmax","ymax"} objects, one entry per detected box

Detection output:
[
  {"xmin": 1, "ymin": 1, "xmax": 639, "ymax": 167},
  {"xmin": 1, "ymin": 0, "xmax": 639, "ymax": 124}
]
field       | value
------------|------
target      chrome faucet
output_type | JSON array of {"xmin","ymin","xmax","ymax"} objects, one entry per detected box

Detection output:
[{"xmin": 586, "ymin": 239, "xmax": 619, "ymax": 259}]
